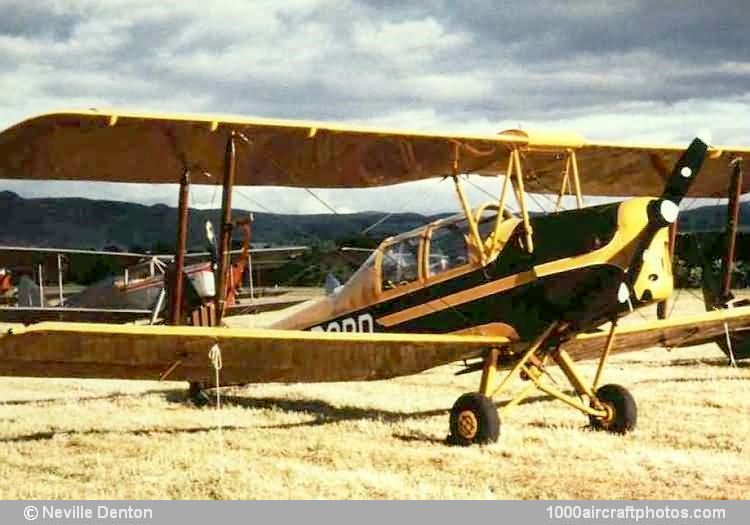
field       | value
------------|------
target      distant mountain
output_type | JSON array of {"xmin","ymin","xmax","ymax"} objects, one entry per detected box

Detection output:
[
  {"xmin": 677, "ymin": 201, "xmax": 750, "ymax": 233},
  {"xmin": 0, "ymin": 191, "xmax": 743, "ymax": 252},
  {"xmin": 0, "ymin": 191, "xmax": 446, "ymax": 251}
]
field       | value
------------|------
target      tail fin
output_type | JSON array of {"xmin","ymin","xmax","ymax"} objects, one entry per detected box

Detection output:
[{"xmin": 325, "ymin": 273, "xmax": 342, "ymax": 295}]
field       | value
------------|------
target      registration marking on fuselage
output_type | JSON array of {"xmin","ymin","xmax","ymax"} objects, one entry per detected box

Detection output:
[{"xmin": 311, "ymin": 313, "xmax": 375, "ymax": 333}]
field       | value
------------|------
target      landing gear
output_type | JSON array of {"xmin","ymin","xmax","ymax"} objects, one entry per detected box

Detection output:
[
  {"xmin": 450, "ymin": 321, "xmax": 637, "ymax": 445},
  {"xmin": 589, "ymin": 384, "xmax": 637, "ymax": 433},
  {"xmin": 448, "ymin": 392, "xmax": 500, "ymax": 446},
  {"xmin": 188, "ymin": 381, "xmax": 210, "ymax": 407}
]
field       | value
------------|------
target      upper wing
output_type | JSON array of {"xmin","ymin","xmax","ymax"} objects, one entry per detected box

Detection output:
[
  {"xmin": 507, "ymin": 129, "xmax": 750, "ymax": 198},
  {"xmin": 0, "ymin": 321, "xmax": 508, "ymax": 385},
  {"xmin": 0, "ymin": 244, "xmax": 154, "ymax": 268},
  {"xmin": 1, "ymin": 109, "xmax": 748, "ymax": 195},
  {"xmin": 559, "ymin": 306, "xmax": 750, "ymax": 361},
  {"xmin": 0, "ymin": 109, "xmax": 519, "ymax": 188}
]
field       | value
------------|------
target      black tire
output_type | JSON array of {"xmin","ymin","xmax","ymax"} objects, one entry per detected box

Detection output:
[
  {"xmin": 188, "ymin": 382, "xmax": 210, "ymax": 407},
  {"xmin": 590, "ymin": 384, "xmax": 637, "ymax": 433},
  {"xmin": 448, "ymin": 392, "xmax": 500, "ymax": 446}
]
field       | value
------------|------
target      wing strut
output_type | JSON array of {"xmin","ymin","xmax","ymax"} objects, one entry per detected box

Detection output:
[
  {"xmin": 554, "ymin": 149, "xmax": 587, "ymax": 212},
  {"xmin": 487, "ymin": 147, "xmax": 535, "ymax": 256},
  {"xmin": 703, "ymin": 157, "xmax": 750, "ymax": 362},
  {"xmin": 215, "ymin": 132, "xmax": 239, "ymax": 324},
  {"xmin": 450, "ymin": 144, "xmax": 488, "ymax": 265},
  {"xmin": 721, "ymin": 158, "xmax": 744, "ymax": 300},
  {"xmin": 490, "ymin": 153, "xmax": 516, "ymax": 243},
  {"xmin": 510, "ymin": 149, "xmax": 534, "ymax": 252},
  {"xmin": 168, "ymin": 170, "xmax": 190, "ymax": 325}
]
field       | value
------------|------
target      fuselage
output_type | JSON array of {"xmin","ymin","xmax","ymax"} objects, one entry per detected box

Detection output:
[{"xmin": 272, "ymin": 197, "xmax": 674, "ymax": 341}]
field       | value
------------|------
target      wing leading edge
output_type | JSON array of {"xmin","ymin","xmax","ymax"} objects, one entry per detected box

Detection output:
[
  {"xmin": 0, "ymin": 322, "xmax": 508, "ymax": 385},
  {"xmin": 560, "ymin": 306, "xmax": 750, "ymax": 361}
]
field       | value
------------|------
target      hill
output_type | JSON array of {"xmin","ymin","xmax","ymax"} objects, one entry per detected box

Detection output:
[
  {"xmin": 0, "ymin": 191, "xmax": 444, "ymax": 251},
  {"xmin": 0, "ymin": 191, "xmax": 745, "ymax": 252}
]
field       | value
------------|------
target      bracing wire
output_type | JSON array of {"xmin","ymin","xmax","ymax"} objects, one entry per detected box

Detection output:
[
  {"xmin": 304, "ymin": 188, "xmax": 340, "ymax": 215},
  {"xmin": 462, "ymin": 176, "xmax": 520, "ymax": 215},
  {"xmin": 232, "ymin": 181, "xmax": 491, "ymax": 328}
]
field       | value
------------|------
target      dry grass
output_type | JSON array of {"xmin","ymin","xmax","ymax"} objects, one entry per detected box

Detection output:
[{"xmin": 0, "ymin": 295, "xmax": 749, "ymax": 499}]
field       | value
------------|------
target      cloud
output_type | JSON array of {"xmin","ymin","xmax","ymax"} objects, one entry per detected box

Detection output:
[{"xmin": 0, "ymin": 0, "xmax": 749, "ymax": 215}]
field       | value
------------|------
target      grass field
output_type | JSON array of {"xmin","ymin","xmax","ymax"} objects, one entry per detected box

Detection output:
[{"xmin": 0, "ymin": 295, "xmax": 749, "ymax": 499}]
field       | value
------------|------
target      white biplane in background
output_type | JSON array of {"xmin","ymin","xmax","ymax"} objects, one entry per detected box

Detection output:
[
  {"xmin": 0, "ymin": 241, "xmax": 310, "ymax": 323},
  {"xmin": 0, "ymin": 109, "xmax": 749, "ymax": 445}
]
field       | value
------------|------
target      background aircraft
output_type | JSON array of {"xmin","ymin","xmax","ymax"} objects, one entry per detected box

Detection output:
[{"xmin": 0, "ymin": 242, "xmax": 309, "ymax": 323}]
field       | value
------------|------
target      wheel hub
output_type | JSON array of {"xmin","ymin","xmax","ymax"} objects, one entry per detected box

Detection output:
[
  {"xmin": 596, "ymin": 402, "xmax": 615, "ymax": 428},
  {"xmin": 457, "ymin": 410, "xmax": 478, "ymax": 439}
]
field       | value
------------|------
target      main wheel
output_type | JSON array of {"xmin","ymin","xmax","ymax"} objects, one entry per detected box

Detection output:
[
  {"xmin": 590, "ymin": 384, "xmax": 637, "ymax": 433},
  {"xmin": 448, "ymin": 392, "xmax": 500, "ymax": 446},
  {"xmin": 188, "ymin": 381, "xmax": 210, "ymax": 407}
]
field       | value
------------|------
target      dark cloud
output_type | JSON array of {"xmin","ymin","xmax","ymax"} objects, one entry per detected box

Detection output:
[
  {"xmin": 0, "ymin": 1, "xmax": 77, "ymax": 39},
  {"xmin": 2, "ymin": 0, "xmax": 748, "ymax": 119},
  {"xmin": 0, "ymin": 0, "xmax": 748, "ymax": 212}
]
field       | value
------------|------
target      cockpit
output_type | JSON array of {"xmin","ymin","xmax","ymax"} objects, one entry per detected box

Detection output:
[
  {"xmin": 381, "ymin": 236, "xmax": 420, "ymax": 290},
  {"xmin": 378, "ymin": 206, "xmax": 507, "ymax": 292}
]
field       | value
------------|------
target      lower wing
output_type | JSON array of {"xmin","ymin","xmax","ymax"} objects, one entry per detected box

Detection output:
[
  {"xmin": 0, "ymin": 322, "xmax": 508, "ymax": 385},
  {"xmin": 560, "ymin": 305, "xmax": 750, "ymax": 361}
]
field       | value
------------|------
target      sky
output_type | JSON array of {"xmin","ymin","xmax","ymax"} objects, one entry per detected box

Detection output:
[{"xmin": 0, "ymin": 0, "xmax": 749, "ymax": 215}]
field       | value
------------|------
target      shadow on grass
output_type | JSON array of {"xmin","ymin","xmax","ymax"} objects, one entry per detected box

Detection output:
[
  {"xmin": 392, "ymin": 431, "xmax": 447, "ymax": 445},
  {"xmin": 0, "ymin": 425, "xmax": 243, "ymax": 444},
  {"xmin": 665, "ymin": 356, "xmax": 748, "ymax": 368},
  {"xmin": 620, "ymin": 356, "xmax": 749, "ymax": 368},
  {"xmin": 221, "ymin": 395, "xmax": 448, "ymax": 430},
  {"xmin": 0, "ymin": 388, "xmax": 181, "ymax": 407},
  {"xmin": 172, "ymin": 390, "xmax": 565, "ymax": 430},
  {"xmin": 636, "ymin": 375, "xmax": 749, "ymax": 385},
  {"xmin": 1, "ymin": 388, "xmax": 566, "ymax": 443}
]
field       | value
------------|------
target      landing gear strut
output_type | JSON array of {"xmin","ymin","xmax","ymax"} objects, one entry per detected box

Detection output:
[{"xmin": 448, "ymin": 321, "xmax": 637, "ymax": 445}]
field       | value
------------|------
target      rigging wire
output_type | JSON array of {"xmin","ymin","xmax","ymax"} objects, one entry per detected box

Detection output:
[
  {"xmin": 361, "ymin": 212, "xmax": 397, "ymax": 235},
  {"xmin": 667, "ymin": 286, "xmax": 684, "ymax": 318},
  {"xmin": 233, "ymin": 182, "xmax": 491, "ymax": 328},
  {"xmin": 247, "ymin": 188, "xmax": 476, "ymax": 321},
  {"xmin": 361, "ymin": 190, "xmax": 431, "ymax": 234},
  {"xmin": 304, "ymin": 187, "xmax": 340, "ymax": 215},
  {"xmin": 233, "ymin": 187, "xmax": 316, "ymax": 242},
  {"xmin": 516, "ymin": 151, "xmax": 572, "ymax": 212},
  {"xmin": 462, "ymin": 173, "xmax": 564, "ymax": 216},
  {"xmin": 361, "ymin": 178, "xmax": 466, "ymax": 235},
  {"xmin": 462, "ymin": 176, "xmax": 520, "ymax": 215}
]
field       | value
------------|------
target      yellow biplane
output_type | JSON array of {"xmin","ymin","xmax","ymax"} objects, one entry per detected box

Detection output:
[{"xmin": 0, "ymin": 109, "xmax": 749, "ymax": 445}]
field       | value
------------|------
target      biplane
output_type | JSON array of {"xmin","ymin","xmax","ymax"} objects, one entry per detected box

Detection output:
[
  {"xmin": 0, "ymin": 109, "xmax": 749, "ymax": 446},
  {"xmin": 0, "ymin": 242, "xmax": 309, "ymax": 323}
]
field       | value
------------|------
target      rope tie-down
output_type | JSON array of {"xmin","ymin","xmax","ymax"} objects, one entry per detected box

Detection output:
[{"xmin": 208, "ymin": 343, "xmax": 224, "ymax": 478}]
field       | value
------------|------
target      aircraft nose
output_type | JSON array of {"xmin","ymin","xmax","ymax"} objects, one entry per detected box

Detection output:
[{"xmin": 630, "ymin": 219, "xmax": 675, "ymax": 304}]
